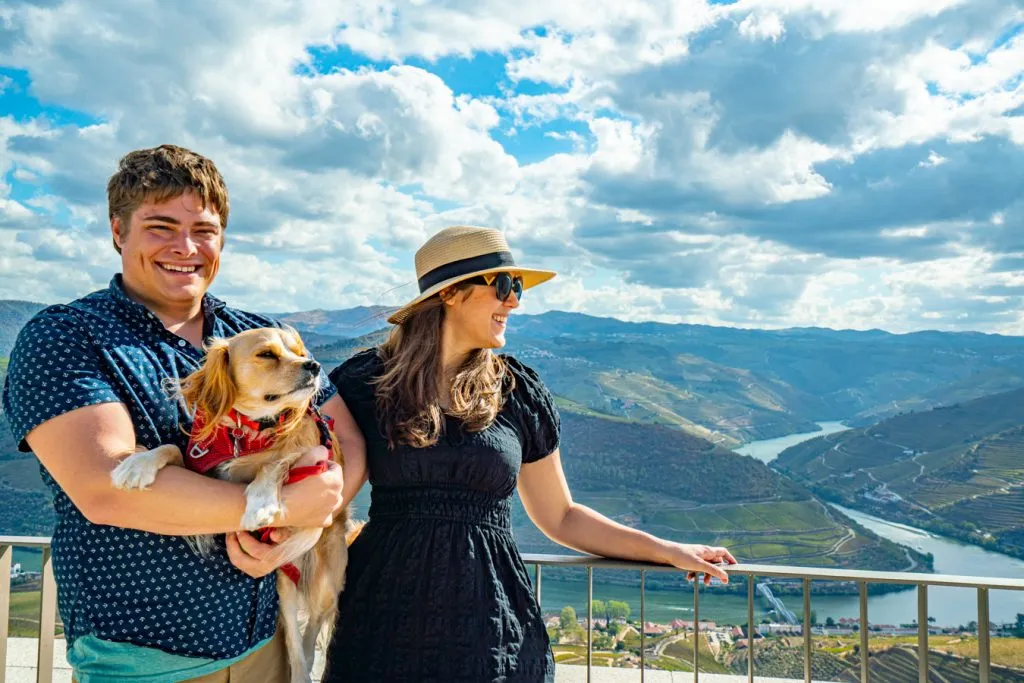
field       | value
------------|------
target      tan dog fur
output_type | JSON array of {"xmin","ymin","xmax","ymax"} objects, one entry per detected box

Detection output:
[{"xmin": 111, "ymin": 328, "xmax": 352, "ymax": 683}]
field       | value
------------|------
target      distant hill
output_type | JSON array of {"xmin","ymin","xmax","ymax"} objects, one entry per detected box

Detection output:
[
  {"xmin": 500, "ymin": 312, "xmax": 1024, "ymax": 445},
  {"xmin": 0, "ymin": 413, "xmax": 55, "ymax": 536},
  {"xmin": 271, "ymin": 306, "xmax": 391, "ymax": 340},
  {"xmin": 773, "ymin": 388, "xmax": 1024, "ymax": 559},
  {"xmin": 0, "ymin": 301, "xmax": 46, "ymax": 357},
  {"xmin": 6, "ymin": 300, "xmax": 1024, "ymax": 446},
  {"xmin": 310, "ymin": 329, "xmax": 389, "ymax": 365}
]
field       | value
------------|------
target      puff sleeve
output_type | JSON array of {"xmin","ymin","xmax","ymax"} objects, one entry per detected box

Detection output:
[{"xmin": 503, "ymin": 356, "xmax": 561, "ymax": 464}]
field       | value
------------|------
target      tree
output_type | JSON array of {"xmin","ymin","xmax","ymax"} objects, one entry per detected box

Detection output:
[
  {"xmin": 810, "ymin": 610, "xmax": 818, "ymax": 626},
  {"xmin": 1016, "ymin": 613, "xmax": 1024, "ymax": 637},
  {"xmin": 825, "ymin": 617, "xmax": 836, "ymax": 627},
  {"xmin": 561, "ymin": 606, "xmax": 578, "ymax": 632},
  {"xmin": 591, "ymin": 600, "xmax": 606, "ymax": 622},
  {"xmin": 608, "ymin": 600, "xmax": 631, "ymax": 622}
]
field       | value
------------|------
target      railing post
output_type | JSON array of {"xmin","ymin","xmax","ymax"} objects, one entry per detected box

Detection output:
[
  {"xmin": 37, "ymin": 546, "xmax": 57, "ymax": 683},
  {"xmin": 640, "ymin": 570, "xmax": 646, "ymax": 683},
  {"xmin": 693, "ymin": 577, "xmax": 699, "ymax": 683},
  {"xmin": 586, "ymin": 566, "xmax": 593, "ymax": 683},
  {"xmin": 859, "ymin": 581, "xmax": 869, "ymax": 683},
  {"xmin": 978, "ymin": 587, "xmax": 990, "ymax": 683},
  {"xmin": 747, "ymin": 577, "xmax": 755, "ymax": 683},
  {"xmin": 917, "ymin": 584, "xmax": 928, "ymax": 683},
  {"xmin": 534, "ymin": 564, "xmax": 542, "ymax": 603},
  {"xmin": 0, "ymin": 543, "xmax": 11, "ymax": 683},
  {"xmin": 803, "ymin": 577, "xmax": 811, "ymax": 683}
]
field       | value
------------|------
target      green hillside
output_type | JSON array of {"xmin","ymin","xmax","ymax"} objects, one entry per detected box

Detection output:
[
  {"xmin": 0, "ymin": 378, "xmax": 921, "ymax": 579},
  {"xmin": 774, "ymin": 388, "xmax": 1024, "ymax": 558},
  {"xmin": 501, "ymin": 313, "xmax": 1024, "ymax": 445},
  {"xmin": 0, "ymin": 301, "xmax": 46, "ymax": 357},
  {"xmin": 514, "ymin": 411, "xmax": 927, "ymax": 579}
]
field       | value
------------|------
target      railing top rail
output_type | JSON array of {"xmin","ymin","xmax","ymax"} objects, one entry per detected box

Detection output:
[
  {"xmin": 2, "ymin": 537, "xmax": 1021, "ymax": 590},
  {"xmin": 522, "ymin": 554, "xmax": 1024, "ymax": 591},
  {"xmin": 0, "ymin": 535, "xmax": 52, "ymax": 548}
]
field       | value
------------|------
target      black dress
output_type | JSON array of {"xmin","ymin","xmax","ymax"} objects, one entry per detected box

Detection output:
[{"xmin": 323, "ymin": 350, "xmax": 559, "ymax": 683}]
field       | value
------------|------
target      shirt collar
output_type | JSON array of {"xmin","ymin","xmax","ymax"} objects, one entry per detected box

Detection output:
[{"xmin": 107, "ymin": 274, "xmax": 227, "ymax": 323}]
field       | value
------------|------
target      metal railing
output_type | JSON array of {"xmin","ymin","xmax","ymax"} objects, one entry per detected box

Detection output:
[
  {"xmin": 1, "ymin": 536, "xmax": 56, "ymax": 683},
  {"xmin": 523, "ymin": 553, "xmax": 1024, "ymax": 683},
  {"xmin": 3, "ymin": 537, "xmax": 1023, "ymax": 683}
]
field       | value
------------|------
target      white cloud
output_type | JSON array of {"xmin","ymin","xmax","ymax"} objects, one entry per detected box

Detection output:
[
  {"xmin": 918, "ymin": 151, "xmax": 947, "ymax": 168},
  {"xmin": 738, "ymin": 13, "xmax": 785, "ymax": 42},
  {"xmin": 0, "ymin": 0, "xmax": 1021, "ymax": 335}
]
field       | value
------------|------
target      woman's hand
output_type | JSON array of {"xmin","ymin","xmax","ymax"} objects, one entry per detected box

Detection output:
[
  {"xmin": 278, "ymin": 447, "xmax": 344, "ymax": 528},
  {"xmin": 226, "ymin": 529, "xmax": 308, "ymax": 578},
  {"xmin": 661, "ymin": 543, "xmax": 737, "ymax": 585}
]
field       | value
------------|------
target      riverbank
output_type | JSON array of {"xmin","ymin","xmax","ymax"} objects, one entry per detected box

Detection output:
[{"xmin": 811, "ymin": 488, "xmax": 1024, "ymax": 562}]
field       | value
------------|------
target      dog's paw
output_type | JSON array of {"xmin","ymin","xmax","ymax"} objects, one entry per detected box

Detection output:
[
  {"xmin": 111, "ymin": 456, "xmax": 159, "ymax": 490},
  {"xmin": 241, "ymin": 501, "xmax": 282, "ymax": 530}
]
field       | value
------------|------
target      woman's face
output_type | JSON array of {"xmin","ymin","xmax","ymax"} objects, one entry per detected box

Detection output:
[{"xmin": 443, "ymin": 275, "xmax": 521, "ymax": 351}]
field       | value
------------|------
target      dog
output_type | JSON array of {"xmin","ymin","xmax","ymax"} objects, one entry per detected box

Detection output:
[{"xmin": 111, "ymin": 327, "xmax": 350, "ymax": 683}]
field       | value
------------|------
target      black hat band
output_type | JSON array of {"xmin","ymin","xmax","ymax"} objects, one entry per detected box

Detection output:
[{"xmin": 417, "ymin": 251, "xmax": 516, "ymax": 293}]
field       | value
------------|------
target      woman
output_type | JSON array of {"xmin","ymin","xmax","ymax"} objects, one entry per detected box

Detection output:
[{"xmin": 319, "ymin": 226, "xmax": 736, "ymax": 682}]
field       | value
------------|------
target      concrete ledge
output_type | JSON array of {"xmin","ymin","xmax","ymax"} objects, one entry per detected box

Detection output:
[
  {"xmin": 6, "ymin": 638, "xmax": 838, "ymax": 683},
  {"xmin": 5, "ymin": 638, "xmax": 71, "ymax": 683}
]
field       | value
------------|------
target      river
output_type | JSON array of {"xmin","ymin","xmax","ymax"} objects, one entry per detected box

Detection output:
[
  {"xmin": 734, "ymin": 420, "xmax": 850, "ymax": 463},
  {"xmin": 539, "ymin": 422, "xmax": 1024, "ymax": 628}
]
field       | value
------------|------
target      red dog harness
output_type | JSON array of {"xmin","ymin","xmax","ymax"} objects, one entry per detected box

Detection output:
[{"xmin": 184, "ymin": 406, "xmax": 336, "ymax": 584}]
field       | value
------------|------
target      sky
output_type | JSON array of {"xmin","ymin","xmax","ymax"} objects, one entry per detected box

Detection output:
[{"xmin": 0, "ymin": 0, "xmax": 1022, "ymax": 333}]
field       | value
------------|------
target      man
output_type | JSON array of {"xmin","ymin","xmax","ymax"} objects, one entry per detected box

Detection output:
[{"xmin": 3, "ymin": 145, "xmax": 352, "ymax": 682}]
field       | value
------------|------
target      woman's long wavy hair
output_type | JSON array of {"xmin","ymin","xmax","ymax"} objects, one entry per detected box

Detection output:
[{"xmin": 375, "ymin": 282, "xmax": 512, "ymax": 449}]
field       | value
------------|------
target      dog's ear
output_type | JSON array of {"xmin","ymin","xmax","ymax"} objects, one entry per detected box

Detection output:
[{"xmin": 180, "ymin": 338, "xmax": 236, "ymax": 440}]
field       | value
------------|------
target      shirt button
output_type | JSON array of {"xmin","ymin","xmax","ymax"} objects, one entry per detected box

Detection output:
[{"xmin": 177, "ymin": 340, "xmax": 186, "ymax": 347}]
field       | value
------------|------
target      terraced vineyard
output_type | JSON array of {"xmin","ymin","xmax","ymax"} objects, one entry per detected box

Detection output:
[
  {"xmin": 840, "ymin": 646, "xmax": 1024, "ymax": 683},
  {"xmin": 728, "ymin": 640, "xmax": 849, "ymax": 680},
  {"xmin": 727, "ymin": 636, "xmax": 1024, "ymax": 682},
  {"xmin": 774, "ymin": 389, "xmax": 1024, "ymax": 559}
]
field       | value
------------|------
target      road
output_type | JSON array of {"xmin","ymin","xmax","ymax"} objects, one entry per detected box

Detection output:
[{"xmin": 650, "ymin": 631, "xmax": 698, "ymax": 659}]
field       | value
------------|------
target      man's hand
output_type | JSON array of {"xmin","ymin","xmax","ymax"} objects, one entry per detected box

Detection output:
[
  {"xmin": 278, "ymin": 446, "xmax": 344, "ymax": 528},
  {"xmin": 227, "ymin": 529, "xmax": 302, "ymax": 578}
]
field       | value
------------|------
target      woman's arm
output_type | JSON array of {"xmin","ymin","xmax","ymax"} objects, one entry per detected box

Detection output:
[
  {"xmin": 518, "ymin": 450, "xmax": 736, "ymax": 583},
  {"xmin": 321, "ymin": 393, "xmax": 368, "ymax": 507}
]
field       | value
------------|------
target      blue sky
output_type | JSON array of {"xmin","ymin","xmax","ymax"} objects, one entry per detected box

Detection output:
[{"xmin": 0, "ymin": 0, "xmax": 1022, "ymax": 333}]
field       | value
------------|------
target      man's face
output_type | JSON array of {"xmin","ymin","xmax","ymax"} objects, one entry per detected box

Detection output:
[{"xmin": 112, "ymin": 191, "xmax": 223, "ymax": 310}]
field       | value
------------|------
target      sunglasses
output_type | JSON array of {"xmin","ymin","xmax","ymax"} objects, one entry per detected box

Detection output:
[{"xmin": 465, "ymin": 272, "xmax": 524, "ymax": 302}]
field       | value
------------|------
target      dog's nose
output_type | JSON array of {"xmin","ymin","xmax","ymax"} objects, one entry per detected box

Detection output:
[{"xmin": 303, "ymin": 359, "xmax": 321, "ymax": 375}]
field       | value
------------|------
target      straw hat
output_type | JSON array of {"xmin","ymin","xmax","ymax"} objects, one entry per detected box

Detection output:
[{"xmin": 387, "ymin": 226, "xmax": 557, "ymax": 325}]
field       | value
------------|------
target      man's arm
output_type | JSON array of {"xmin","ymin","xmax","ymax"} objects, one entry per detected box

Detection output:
[{"xmin": 26, "ymin": 402, "xmax": 342, "ymax": 535}]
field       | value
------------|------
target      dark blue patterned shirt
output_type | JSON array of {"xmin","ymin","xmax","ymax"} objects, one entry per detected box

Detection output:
[{"xmin": 2, "ymin": 275, "xmax": 333, "ymax": 661}]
